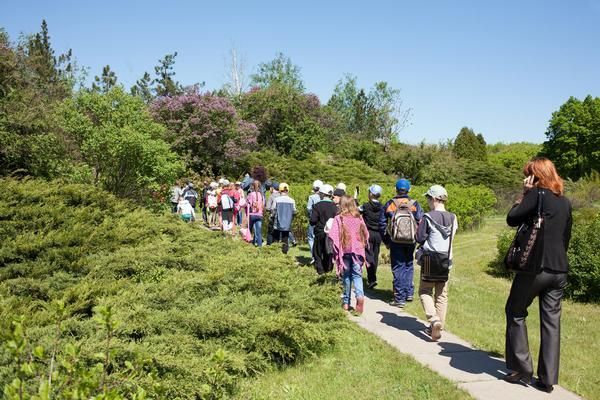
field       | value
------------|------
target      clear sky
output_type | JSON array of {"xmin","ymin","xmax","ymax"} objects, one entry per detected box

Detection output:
[{"xmin": 2, "ymin": 0, "xmax": 599, "ymax": 144}]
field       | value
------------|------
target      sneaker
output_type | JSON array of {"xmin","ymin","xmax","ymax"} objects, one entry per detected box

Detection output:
[
  {"xmin": 425, "ymin": 326, "xmax": 432, "ymax": 336},
  {"xmin": 389, "ymin": 300, "xmax": 406, "ymax": 308},
  {"xmin": 291, "ymin": 241, "xmax": 298, "ymax": 247},
  {"xmin": 406, "ymin": 296, "xmax": 414, "ymax": 302},
  {"xmin": 431, "ymin": 321, "xmax": 442, "ymax": 341},
  {"xmin": 367, "ymin": 281, "xmax": 378, "ymax": 289}
]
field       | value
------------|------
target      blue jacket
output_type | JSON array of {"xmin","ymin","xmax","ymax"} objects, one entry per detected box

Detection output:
[{"xmin": 379, "ymin": 194, "xmax": 424, "ymax": 244}]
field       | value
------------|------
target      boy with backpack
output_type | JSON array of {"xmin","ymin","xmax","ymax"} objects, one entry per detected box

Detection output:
[
  {"xmin": 380, "ymin": 179, "xmax": 424, "ymax": 307},
  {"xmin": 219, "ymin": 181, "xmax": 239, "ymax": 234},
  {"xmin": 416, "ymin": 185, "xmax": 457, "ymax": 341}
]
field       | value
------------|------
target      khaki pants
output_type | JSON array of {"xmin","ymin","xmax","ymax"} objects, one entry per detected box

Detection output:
[{"xmin": 419, "ymin": 279, "xmax": 449, "ymax": 328}]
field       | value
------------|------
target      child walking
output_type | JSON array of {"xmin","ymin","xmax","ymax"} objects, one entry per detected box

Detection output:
[{"xmin": 328, "ymin": 195, "xmax": 370, "ymax": 314}]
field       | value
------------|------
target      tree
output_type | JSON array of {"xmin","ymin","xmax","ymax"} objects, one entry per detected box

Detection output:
[
  {"xmin": 59, "ymin": 87, "xmax": 183, "ymax": 197},
  {"xmin": 130, "ymin": 72, "xmax": 153, "ymax": 103},
  {"xmin": 150, "ymin": 89, "xmax": 258, "ymax": 175},
  {"xmin": 222, "ymin": 45, "xmax": 247, "ymax": 98},
  {"xmin": 92, "ymin": 65, "xmax": 118, "ymax": 93},
  {"xmin": 453, "ymin": 127, "xmax": 487, "ymax": 161},
  {"xmin": 153, "ymin": 52, "xmax": 182, "ymax": 97},
  {"xmin": 250, "ymin": 52, "xmax": 304, "ymax": 91},
  {"xmin": 239, "ymin": 84, "xmax": 327, "ymax": 158},
  {"xmin": 541, "ymin": 95, "xmax": 600, "ymax": 180}
]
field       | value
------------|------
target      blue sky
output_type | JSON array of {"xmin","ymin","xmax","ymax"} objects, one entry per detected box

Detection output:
[{"xmin": 2, "ymin": 0, "xmax": 599, "ymax": 144}]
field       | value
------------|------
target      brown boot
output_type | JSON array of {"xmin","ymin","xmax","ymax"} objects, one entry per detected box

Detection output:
[{"xmin": 355, "ymin": 297, "xmax": 365, "ymax": 314}]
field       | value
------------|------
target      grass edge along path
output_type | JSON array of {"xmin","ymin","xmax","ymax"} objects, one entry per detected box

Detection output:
[{"xmin": 234, "ymin": 321, "xmax": 472, "ymax": 400}]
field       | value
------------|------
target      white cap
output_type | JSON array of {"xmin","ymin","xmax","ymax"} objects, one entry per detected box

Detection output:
[
  {"xmin": 210, "ymin": 181, "xmax": 218, "ymax": 188},
  {"xmin": 312, "ymin": 180, "xmax": 323, "ymax": 190},
  {"xmin": 222, "ymin": 179, "xmax": 230, "ymax": 186},
  {"xmin": 218, "ymin": 178, "xmax": 225, "ymax": 185},
  {"xmin": 319, "ymin": 184, "xmax": 334, "ymax": 196},
  {"xmin": 336, "ymin": 182, "xmax": 347, "ymax": 191}
]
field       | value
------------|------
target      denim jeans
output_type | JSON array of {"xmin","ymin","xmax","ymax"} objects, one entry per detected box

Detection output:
[
  {"xmin": 249, "ymin": 215, "xmax": 263, "ymax": 247},
  {"xmin": 307, "ymin": 224, "xmax": 315, "ymax": 254},
  {"xmin": 390, "ymin": 243, "xmax": 415, "ymax": 302},
  {"xmin": 342, "ymin": 254, "xmax": 364, "ymax": 306}
]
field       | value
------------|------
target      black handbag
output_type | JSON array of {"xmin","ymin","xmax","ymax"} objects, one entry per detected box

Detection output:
[
  {"xmin": 420, "ymin": 214, "xmax": 455, "ymax": 282},
  {"xmin": 504, "ymin": 189, "xmax": 545, "ymax": 275}
]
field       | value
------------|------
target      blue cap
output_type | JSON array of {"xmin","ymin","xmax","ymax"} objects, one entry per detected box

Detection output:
[
  {"xmin": 271, "ymin": 181, "xmax": 280, "ymax": 190},
  {"xmin": 369, "ymin": 184, "xmax": 382, "ymax": 196},
  {"xmin": 395, "ymin": 179, "xmax": 411, "ymax": 192}
]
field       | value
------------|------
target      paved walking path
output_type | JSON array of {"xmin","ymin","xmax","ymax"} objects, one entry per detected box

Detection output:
[{"xmin": 350, "ymin": 294, "xmax": 582, "ymax": 400}]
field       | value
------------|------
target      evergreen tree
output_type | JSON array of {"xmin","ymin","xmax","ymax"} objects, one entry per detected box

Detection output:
[
  {"xmin": 453, "ymin": 127, "xmax": 487, "ymax": 161},
  {"xmin": 153, "ymin": 52, "xmax": 182, "ymax": 97},
  {"xmin": 130, "ymin": 72, "xmax": 153, "ymax": 103},
  {"xmin": 92, "ymin": 65, "xmax": 117, "ymax": 93}
]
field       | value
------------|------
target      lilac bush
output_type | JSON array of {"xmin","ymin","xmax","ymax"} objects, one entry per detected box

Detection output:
[{"xmin": 150, "ymin": 89, "xmax": 258, "ymax": 175}]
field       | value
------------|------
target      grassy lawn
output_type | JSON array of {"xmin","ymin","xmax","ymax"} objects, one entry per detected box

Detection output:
[
  {"xmin": 373, "ymin": 216, "xmax": 600, "ymax": 400},
  {"xmin": 235, "ymin": 322, "xmax": 471, "ymax": 400}
]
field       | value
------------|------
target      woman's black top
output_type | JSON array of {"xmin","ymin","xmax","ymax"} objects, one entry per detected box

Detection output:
[{"xmin": 507, "ymin": 187, "xmax": 572, "ymax": 273}]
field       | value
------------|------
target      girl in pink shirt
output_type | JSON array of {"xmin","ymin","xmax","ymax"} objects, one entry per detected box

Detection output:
[
  {"xmin": 246, "ymin": 180, "xmax": 265, "ymax": 246},
  {"xmin": 328, "ymin": 195, "xmax": 370, "ymax": 313}
]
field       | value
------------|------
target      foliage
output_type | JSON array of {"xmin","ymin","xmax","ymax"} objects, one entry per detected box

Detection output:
[
  {"xmin": 152, "ymin": 52, "xmax": 182, "ymax": 97},
  {"xmin": 0, "ymin": 23, "xmax": 75, "ymax": 178},
  {"xmin": 150, "ymin": 90, "xmax": 258, "ymax": 176},
  {"xmin": 130, "ymin": 72, "xmax": 153, "ymax": 104},
  {"xmin": 327, "ymin": 75, "xmax": 411, "ymax": 145},
  {"xmin": 566, "ymin": 210, "xmax": 600, "ymax": 302},
  {"xmin": 92, "ymin": 65, "xmax": 118, "ymax": 93},
  {"xmin": 239, "ymin": 85, "xmax": 328, "ymax": 158},
  {"xmin": 453, "ymin": 127, "xmax": 487, "ymax": 161},
  {"xmin": 250, "ymin": 52, "xmax": 304, "ymax": 92},
  {"xmin": 487, "ymin": 142, "xmax": 541, "ymax": 171},
  {"xmin": 564, "ymin": 171, "xmax": 600, "ymax": 209},
  {"xmin": 0, "ymin": 179, "xmax": 342, "ymax": 399},
  {"xmin": 541, "ymin": 95, "xmax": 600, "ymax": 180},
  {"xmin": 489, "ymin": 209, "xmax": 600, "ymax": 302},
  {"xmin": 58, "ymin": 87, "xmax": 183, "ymax": 197}
]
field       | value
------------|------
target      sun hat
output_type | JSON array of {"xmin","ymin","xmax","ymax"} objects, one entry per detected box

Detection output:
[
  {"xmin": 395, "ymin": 179, "xmax": 411, "ymax": 192},
  {"xmin": 279, "ymin": 182, "xmax": 290, "ymax": 192},
  {"xmin": 319, "ymin": 184, "xmax": 334, "ymax": 196},
  {"xmin": 369, "ymin": 184, "xmax": 382, "ymax": 196},
  {"xmin": 424, "ymin": 184, "xmax": 448, "ymax": 201},
  {"xmin": 312, "ymin": 180, "xmax": 324, "ymax": 190}
]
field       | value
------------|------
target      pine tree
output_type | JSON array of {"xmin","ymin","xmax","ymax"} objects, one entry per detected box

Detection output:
[
  {"xmin": 92, "ymin": 65, "xmax": 117, "ymax": 93},
  {"xmin": 153, "ymin": 52, "xmax": 182, "ymax": 97}
]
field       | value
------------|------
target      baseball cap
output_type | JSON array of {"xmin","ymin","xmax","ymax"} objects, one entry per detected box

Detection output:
[
  {"xmin": 222, "ymin": 179, "xmax": 230, "ymax": 186},
  {"xmin": 368, "ymin": 184, "xmax": 382, "ymax": 196},
  {"xmin": 271, "ymin": 181, "xmax": 280, "ymax": 190},
  {"xmin": 279, "ymin": 182, "xmax": 289, "ymax": 192},
  {"xmin": 336, "ymin": 182, "xmax": 347, "ymax": 191},
  {"xmin": 425, "ymin": 185, "xmax": 448, "ymax": 201},
  {"xmin": 312, "ymin": 180, "xmax": 323, "ymax": 190},
  {"xmin": 209, "ymin": 181, "xmax": 218, "ymax": 188},
  {"xmin": 319, "ymin": 184, "xmax": 334, "ymax": 196},
  {"xmin": 395, "ymin": 179, "xmax": 411, "ymax": 192},
  {"xmin": 235, "ymin": 181, "xmax": 241, "ymax": 185}
]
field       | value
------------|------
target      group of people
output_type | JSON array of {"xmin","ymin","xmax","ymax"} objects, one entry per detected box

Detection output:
[{"xmin": 170, "ymin": 157, "xmax": 573, "ymax": 394}]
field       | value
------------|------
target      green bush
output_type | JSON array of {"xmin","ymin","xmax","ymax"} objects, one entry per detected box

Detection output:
[
  {"xmin": 0, "ymin": 178, "xmax": 343, "ymax": 399},
  {"xmin": 567, "ymin": 211, "xmax": 600, "ymax": 302}
]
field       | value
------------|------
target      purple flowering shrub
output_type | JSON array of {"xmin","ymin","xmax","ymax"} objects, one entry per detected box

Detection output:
[{"xmin": 150, "ymin": 90, "xmax": 258, "ymax": 175}]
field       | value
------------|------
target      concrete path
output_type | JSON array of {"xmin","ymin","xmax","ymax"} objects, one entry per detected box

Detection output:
[{"xmin": 350, "ymin": 294, "xmax": 583, "ymax": 400}]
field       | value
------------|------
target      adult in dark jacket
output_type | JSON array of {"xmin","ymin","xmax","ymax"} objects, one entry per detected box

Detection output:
[
  {"xmin": 360, "ymin": 184, "xmax": 383, "ymax": 289},
  {"xmin": 380, "ymin": 179, "xmax": 424, "ymax": 307},
  {"xmin": 503, "ymin": 157, "xmax": 572, "ymax": 394},
  {"xmin": 310, "ymin": 184, "xmax": 338, "ymax": 274}
]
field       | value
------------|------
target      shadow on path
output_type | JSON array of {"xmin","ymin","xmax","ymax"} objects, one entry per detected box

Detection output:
[{"xmin": 376, "ymin": 311, "xmax": 508, "ymax": 380}]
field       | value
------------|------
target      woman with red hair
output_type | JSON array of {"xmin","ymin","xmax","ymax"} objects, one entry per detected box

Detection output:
[{"xmin": 503, "ymin": 157, "xmax": 572, "ymax": 393}]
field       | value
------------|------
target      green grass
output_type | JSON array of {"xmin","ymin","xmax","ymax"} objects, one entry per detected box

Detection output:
[
  {"xmin": 235, "ymin": 322, "xmax": 471, "ymax": 400},
  {"xmin": 372, "ymin": 216, "xmax": 600, "ymax": 400}
]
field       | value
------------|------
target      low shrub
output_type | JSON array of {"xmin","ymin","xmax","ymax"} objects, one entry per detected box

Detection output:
[{"xmin": 0, "ymin": 178, "xmax": 343, "ymax": 399}]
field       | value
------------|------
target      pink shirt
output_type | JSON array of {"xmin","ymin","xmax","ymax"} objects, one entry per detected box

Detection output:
[
  {"xmin": 327, "ymin": 215, "xmax": 369, "ymax": 275},
  {"xmin": 246, "ymin": 191, "xmax": 265, "ymax": 217}
]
